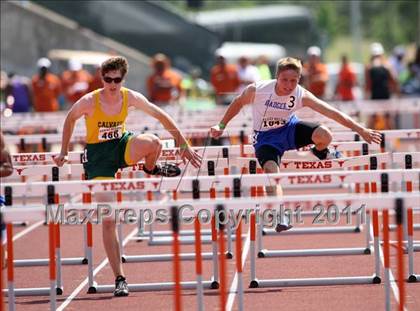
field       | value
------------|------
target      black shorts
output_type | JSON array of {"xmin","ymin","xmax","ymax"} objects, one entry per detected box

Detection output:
[
  {"xmin": 255, "ymin": 120, "xmax": 320, "ymax": 167},
  {"xmin": 294, "ymin": 120, "xmax": 320, "ymax": 149}
]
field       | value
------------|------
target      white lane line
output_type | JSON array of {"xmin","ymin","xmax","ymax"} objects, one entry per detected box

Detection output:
[
  {"xmin": 226, "ymin": 227, "xmax": 251, "ymax": 311},
  {"xmin": 371, "ymin": 223, "xmax": 408, "ymax": 311},
  {"xmin": 13, "ymin": 220, "xmax": 44, "ymax": 242},
  {"xmin": 57, "ymin": 227, "xmax": 138, "ymax": 311}
]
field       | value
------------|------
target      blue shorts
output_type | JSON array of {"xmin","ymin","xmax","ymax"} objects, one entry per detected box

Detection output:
[{"xmin": 253, "ymin": 115, "xmax": 300, "ymax": 158}]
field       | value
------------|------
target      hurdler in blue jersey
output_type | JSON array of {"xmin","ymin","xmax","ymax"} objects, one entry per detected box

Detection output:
[{"xmin": 210, "ymin": 57, "xmax": 382, "ymax": 232}]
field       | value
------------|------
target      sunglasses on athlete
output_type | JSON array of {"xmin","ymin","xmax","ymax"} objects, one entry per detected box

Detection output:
[{"xmin": 103, "ymin": 76, "xmax": 123, "ymax": 84}]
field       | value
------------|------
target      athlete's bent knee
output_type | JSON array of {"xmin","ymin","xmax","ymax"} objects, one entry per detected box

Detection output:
[
  {"xmin": 312, "ymin": 125, "xmax": 332, "ymax": 145},
  {"xmin": 263, "ymin": 160, "xmax": 279, "ymax": 173}
]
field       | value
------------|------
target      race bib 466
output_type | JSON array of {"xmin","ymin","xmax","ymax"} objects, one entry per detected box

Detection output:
[{"xmin": 98, "ymin": 126, "xmax": 123, "ymax": 141}]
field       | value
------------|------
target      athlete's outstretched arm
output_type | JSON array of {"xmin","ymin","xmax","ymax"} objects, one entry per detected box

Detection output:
[
  {"xmin": 54, "ymin": 96, "xmax": 93, "ymax": 166},
  {"xmin": 128, "ymin": 91, "xmax": 201, "ymax": 168},
  {"xmin": 210, "ymin": 84, "xmax": 256, "ymax": 139},
  {"xmin": 302, "ymin": 90, "xmax": 382, "ymax": 144}
]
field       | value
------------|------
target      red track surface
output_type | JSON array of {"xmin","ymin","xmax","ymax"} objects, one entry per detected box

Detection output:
[{"xmin": 2, "ymin": 195, "xmax": 420, "ymax": 311}]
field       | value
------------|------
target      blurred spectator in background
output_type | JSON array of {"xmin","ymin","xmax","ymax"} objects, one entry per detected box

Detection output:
[
  {"xmin": 389, "ymin": 45, "xmax": 406, "ymax": 84},
  {"xmin": 237, "ymin": 56, "xmax": 260, "ymax": 93},
  {"xmin": 302, "ymin": 46, "xmax": 328, "ymax": 99},
  {"xmin": 210, "ymin": 54, "xmax": 239, "ymax": 106},
  {"xmin": 256, "ymin": 55, "xmax": 272, "ymax": 80},
  {"xmin": 365, "ymin": 42, "xmax": 398, "ymax": 100},
  {"xmin": 146, "ymin": 53, "xmax": 182, "ymax": 106},
  {"xmin": 181, "ymin": 66, "xmax": 210, "ymax": 99},
  {"xmin": 365, "ymin": 42, "xmax": 398, "ymax": 130},
  {"xmin": 5, "ymin": 72, "xmax": 32, "ymax": 113},
  {"xmin": 368, "ymin": 112, "xmax": 395, "ymax": 130},
  {"xmin": 401, "ymin": 46, "xmax": 420, "ymax": 96},
  {"xmin": 0, "ymin": 71, "xmax": 7, "ymax": 109},
  {"xmin": 88, "ymin": 62, "xmax": 104, "ymax": 92},
  {"xmin": 334, "ymin": 55, "xmax": 357, "ymax": 101},
  {"xmin": 61, "ymin": 59, "xmax": 92, "ymax": 105},
  {"xmin": 31, "ymin": 57, "xmax": 62, "ymax": 112}
]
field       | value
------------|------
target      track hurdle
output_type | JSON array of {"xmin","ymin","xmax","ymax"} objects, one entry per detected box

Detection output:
[
  {"xmin": 248, "ymin": 202, "xmax": 386, "ymax": 289},
  {"xmin": 396, "ymin": 199, "xmax": 407, "ymax": 311},
  {"xmin": 234, "ymin": 212, "xmax": 244, "ymax": 311},
  {"xmin": 88, "ymin": 203, "xmax": 217, "ymax": 294},
  {"xmin": 3, "ymin": 218, "xmax": 56, "ymax": 311},
  {"xmin": 257, "ymin": 155, "xmax": 391, "ymax": 257},
  {"xmin": 121, "ymin": 185, "xmax": 217, "ymax": 264},
  {"xmin": 10, "ymin": 168, "xmax": 88, "ymax": 269},
  {"xmin": 8, "ymin": 140, "xmax": 385, "ymax": 167},
  {"xmin": 382, "ymin": 209, "xmax": 391, "ymax": 311},
  {"xmin": 407, "ymin": 207, "xmax": 419, "ymax": 282},
  {"xmin": 2, "ymin": 184, "xmax": 62, "ymax": 302}
]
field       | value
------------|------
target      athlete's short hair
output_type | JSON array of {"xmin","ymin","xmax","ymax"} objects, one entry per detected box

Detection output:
[
  {"xmin": 101, "ymin": 56, "xmax": 129, "ymax": 78},
  {"xmin": 275, "ymin": 57, "xmax": 302, "ymax": 78}
]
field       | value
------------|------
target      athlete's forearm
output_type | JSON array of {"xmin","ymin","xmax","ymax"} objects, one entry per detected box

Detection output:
[
  {"xmin": 330, "ymin": 110, "xmax": 365, "ymax": 133},
  {"xmin": 219, "ymin": 97, "xmax": 243, "ymax": 127},
  {"xmin": 158, "ymin": 112, "xmax": 188, "ymax": 146},
  {"xmin": 60, "ymin": 116, "xmax": 76, "ymax": 155}
]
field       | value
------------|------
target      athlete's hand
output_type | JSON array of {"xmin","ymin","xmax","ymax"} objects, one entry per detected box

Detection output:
[
  {"xmin": 53, "ymin": 153, "xmax": 68, "ymax": 167},
  {"xmin": 210, "ymin": 124, "xmax": 224, "ymax": 139},
  {"xmin": 359, "ymin": 128, "xmax": 382, "ymax": 144},
  {"xmin": 180, "ymin": 145, "xmax": 202, "ymax": 168}
]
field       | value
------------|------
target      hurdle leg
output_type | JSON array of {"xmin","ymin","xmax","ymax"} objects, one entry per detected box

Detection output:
[
  {"xmin": 365, "ymin": 211, "xmax": 371, "ymax": 253},
  {"xmin": 218, "ymin": 210, "xmax": 227, "ymax": 311},
  {"xmin": 7, "ymin": 224, "xmax": 15, "ymax": 311},
  {"xmin": 148, "ymin": 223, "xmax": 154, "ymax": 242},
  {"xmin": 257, "ymin": 217, "xmax": 263, "ymax": 257},
  {"xmin": 396, "ymin": 199, "xmax": 405, "ymax": 311},
  {"xmin": 355, "ymin": 209, "xmax": 362, "ymax": 231},
  {"xmin": 403, "ymin": 205, "xmax": 408, "ymax": 247},
  {"xmin": 249, "ymin": 213, "xmax": 257, "ymax": 287},
  {"xmin": 236, "ymin": 218, "xmax": 244, "ymax": 311},
  {"xmin": 136, "ymin": 217, "xmax": 145, "ymax": 240},
  {"xmin": 87, "ymin": 222, "xmax": 97, "ymax": 293},
  {"xmin": 194, "ymin": 218, "xmax": 204, "ymax": 311},
  {"xmin": 383, "ymin": 210, "xmax": 391, "ymax": 311},
  {"xmin": 211, "ymin": 215, "xmax": 219, "ymax": 288},
  {"xmin": 372, "ymin": 210, "xmax": 381, "ymax": 281},
  {"xmin": 171, "ymin": 206, "xmax": 182, "ymax": 311},
  {"xmin": 134, "ymin": 189, "xmax": 145, "ymax": 239},
  {"xmin": 407, "ymin": 208, "xmax": 416, "ymax": 282},
  {"xmin": 55, "ymin": 223, "xmax": 63, "ymax": 294},
  {"xmin": 83, "ymin": 223, "xmax": 89, "ymax": 263},
  {"xmin": 117, "ymin": 224, "xmax": 125, "ymax": 262},
  {"xmin": 83, "ymin": 193, "xmax": 97, "ymax": 293},
  {"xmin": 226, "ymin": 224, "xmax": 233, "ymax": 259},
  {"xmin": 48, "ymin": 222, "xmax": 57, "ymax": 311},
  {"xmin": 147, "ymin": 191, "xmax": 154, "ymax": 244}
]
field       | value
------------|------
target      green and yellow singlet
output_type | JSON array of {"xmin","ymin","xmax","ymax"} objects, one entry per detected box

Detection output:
[{"xmin": 85, "ymin": 88, "xmax": 129, "ymax": 144}]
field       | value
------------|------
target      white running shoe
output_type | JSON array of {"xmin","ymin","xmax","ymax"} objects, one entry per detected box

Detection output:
[{"xmin": 275, "ymin": 213, "xmax": 293, "ymax": 232}]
